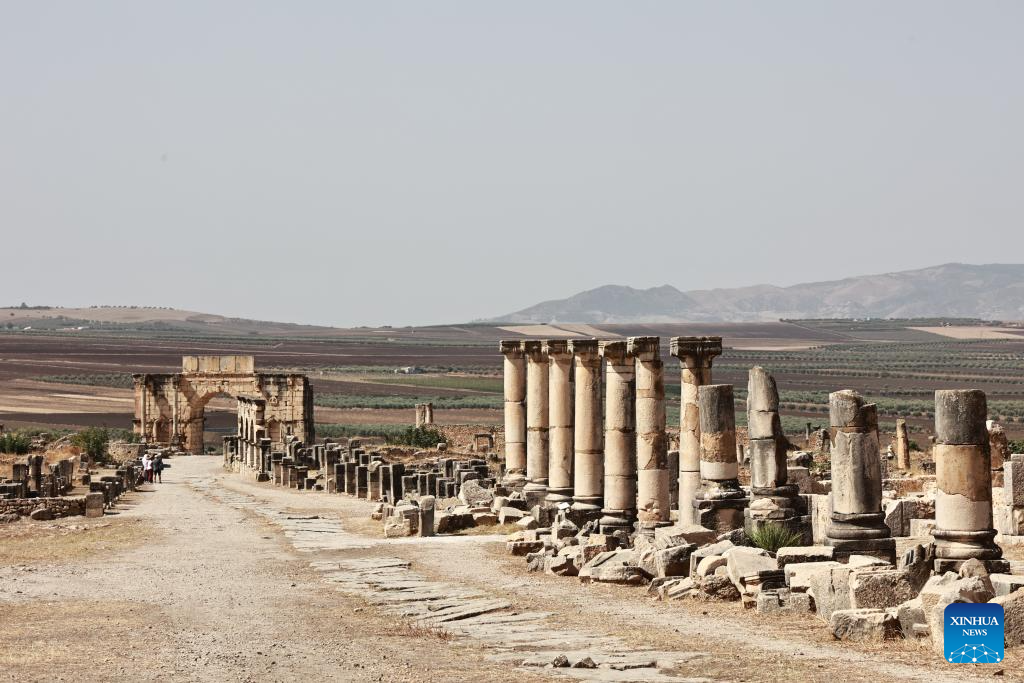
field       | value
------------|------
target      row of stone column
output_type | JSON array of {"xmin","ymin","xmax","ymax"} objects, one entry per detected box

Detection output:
[{"xmin": 501, "ymin": 336, "xmax": 724, "ymax": 534}]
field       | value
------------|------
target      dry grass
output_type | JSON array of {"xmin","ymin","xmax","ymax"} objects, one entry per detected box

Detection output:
[
  {"xmin": 0, "ymin": 517, "xmax": 153, "ymax": 564},
  {"xmin": 390, "ymin": 620, "xmax": 456, "ymax": 641},
  {"xmin": 0, "ymin": 600, "xmax": 173, "ymax": 672},
  {"xmin": 456, "ymin": 522, "xmax": 519, "ymax": 536}
]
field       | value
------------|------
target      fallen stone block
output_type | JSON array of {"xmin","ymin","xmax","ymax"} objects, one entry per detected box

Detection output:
[
  {"xmin": 458, "ymin": 479, "xmax": 493, "ymax": 507},
  {"xmin": 471, "ymin": 512, "xmax": 498, "ymax": 527},
  {"xmin": 992, "ymin": 589, "xmax": 1024, "ymax": 647},
  {"xmin": 756, "ymin": 588, "xmax": 812, "ymax": 615},
  {"xmin": 725, "ymin": 546, "xmax": 777, "ymax": 595},
  {"xmin": 497, "ymin": 506, "xmax": 525, "ymax": 524},
  {"xmin": 516, "ymin": 516, "xmax": 539, "ymax": 530},
  {"xmin": 785, "ymin": 560, "xmax": 841, "ymax": 593},
  {"xmin": 506, "ymin": 540, "xmax": 544, "ymax": 556},
  {"xmin": 384, "ymin": 519, "xmax": 412, "ymax": 538},
  {"xmin": 688, "ymin": 539, "xmax": 735, "ymax": 576},
  {"xmin": 698, "ymin": 574, "xmax": 740, "ymax": 601},
  {"xmin": 895, "ymin": 597, "xmax": 928, "ymax": 640},
  {"xmin": 435, "ymin": 512, "xmax": 475, "ymax": 534},
  {"xmin": 695, "ymin": 555, "xmax": 728, "ymax": 579},
  {"xmin": 776, "ymin": 545, "xmax": 834, "ymax": 570},
  {"xmin": 991, "ymin": 573, "xmax": 1024, "ymax": 597},
  {"xmin": 849, "ymin": 568, "xmax": 920, "ymax": 610},
  {"xmin": 29, "ymin": 507, "xmax": 53, "ymax": 521},
  {"xmin": 830, "ymin": 608, "xmax": 901, "ymax": 641}
]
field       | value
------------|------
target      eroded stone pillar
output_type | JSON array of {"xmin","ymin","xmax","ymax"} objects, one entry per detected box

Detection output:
[
  {"xmin": 693, "ymin": 384, "xmax": 747, "ymax": 533},
  {"xmin": 670, "ymin": 336, "xmax": 722, "ymax": 525},
  {"xmin": 524, "ymin": 340, "xmax": 550, "ymax": 499},
  {"xmin": 544, "ymin": 340, "xmax": 574, "ymax": 503},
  {"xmin": 569, "ymin": 339, "xmax": 603, "ymax": 516},
  {"xmin": 744, "ymin": 367, "xmax": 805, "ymax": 539},
  {"xmin": 825, "ymin": 390, "xmax": 896, "ymax": 563},
  {"xmin": 630, "ymin": 336, "xmax": 670, "ymax": 532},
  {"xmin": 500, "ymin": 340, "xmax": 527, "ymax": 485},
  {"xmin": 894, "ymin": 418, "xmax": 910, "ymax": 470},
  {"xmin": 933, "ymin": 390, "xmax": 1005, "ymax": 572},
  {"xmin": 599, "ymin": 340, "xmax": 636, "ymax": 534}
]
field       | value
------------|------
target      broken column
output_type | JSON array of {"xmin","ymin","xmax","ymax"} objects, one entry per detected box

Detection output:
[
  {"xmin": 894, "ymin": 418, "xmax": 910, "ymax": 470},
  {"xmin": 933, "ymin": 390, "xmax": 1006, "ymax": 573},
  {"xmin": 523, "ymin": 340, "xmax": 550, "ymax": 501},
  {"xmin": 568, "ymin": 339, "xmax": 603, "ymax": 517},
  {"xmin": 670, "ymin": 336, "xmax": 723, "ymax": 525},
  {"xmin": 693, "ymin": 384, "xmax": 747, "ymax": 533},
  {"xmin": 825, "ymin": 390, "xmax": 896, "ymax": 563},
  {"xmin": 500, "ymin": 340, "xmax": 527, "ymax": 485},
  {"xmin": 744, "ymin": 367, "xmax": 805, "ymax": 539},
  {"xmin": 418, "ymin": 495, "xmax": 436, "ymax": 537},
  {"xmin": 599, "ymin": 340, "xmax": 636, "ymax": 534},
  {"xmin": 629, "ymin": 336, "xmax": 670, "ymax": 532},
  {"xmin": 544, "ymin": 340, "xmax": 574, "ymax": 503}
]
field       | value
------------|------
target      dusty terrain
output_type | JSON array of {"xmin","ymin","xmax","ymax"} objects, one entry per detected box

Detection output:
[{"xmin": 2, "ymin": 457, "xmax": 1020, "ymax": 682}]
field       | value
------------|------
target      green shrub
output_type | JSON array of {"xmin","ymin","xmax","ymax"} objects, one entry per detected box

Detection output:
[
  {"xmin": 390, "ymin": 426, "xmax": 447, "ymax": 449},
  {"xmin": 72, "ymin": 427, "xmax": 112, "ymax": 463},
  {"xmin": 749, "ymin": 523, "xmax": 804, "ymax": 553},
  {"xmin": 0, "ymin": 432, "xmax": 31, "ymax": 454}
]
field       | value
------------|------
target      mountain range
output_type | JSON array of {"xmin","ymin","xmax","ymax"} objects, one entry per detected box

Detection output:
[{"xmin": 491, "ymin": 263, "xmax": 1024, "ymax": 324}]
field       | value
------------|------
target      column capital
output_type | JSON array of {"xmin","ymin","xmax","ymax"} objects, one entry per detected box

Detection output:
[
  {"xmin": 627, "ymin": 336, "xmax": 661, "ymax": 361},
  {"xmin": 499, "ymin": 340, "xmax": 525, "ymax": 357},
  {"xmin": 522, "ymin": 339, "xmax": 546, "ymax": 360},
  {"xmin": 599, "ymin": 339, "xmax": 630, "ymax": 363},
  {"xmin": 669, "ymin": 336, "xmax": 722, "ymax": 365},
  {"xmin": 542, "ymin": 339, "xmax": 571, "ymax": 357},
  {"xmin": 568, "ymin": 338, "xmax": 600, "ymax": 359}
]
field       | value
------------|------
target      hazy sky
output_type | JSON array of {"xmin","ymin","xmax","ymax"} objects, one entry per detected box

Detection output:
[{"xmin": 3, "ymin": 2, "xmax": 1022, "ymax": 327}]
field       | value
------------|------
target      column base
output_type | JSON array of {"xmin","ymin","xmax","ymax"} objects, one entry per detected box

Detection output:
[
  {"xmin": 693, "ymin": 496, "xmax": 748, "ymax": 535},
  {"xmin": 545, "ymin": 487, "xmax": 573, "ymax": 504},
  {"xmin": 599, "ymin": 510, "xmax": 634, "ymax": 535},
  {"xmin": 825, "ymin": 536, "xmax": 897, "ymax": 564},
  {"xmin": 502, "ymin": 471, "xmax": 527, "ymax": 488},
  {"xmin": 933, "ymin": 527, "xmax": 1003, "ymax": 561},
  {"xmin": 523, "ymin": 481, "xmax": 549, "ymax": 508}
]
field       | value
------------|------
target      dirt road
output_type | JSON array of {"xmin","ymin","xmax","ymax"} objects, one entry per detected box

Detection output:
[{"xmin": 1, "ymin": 458, "xmax": 1019, "ymax": 682}]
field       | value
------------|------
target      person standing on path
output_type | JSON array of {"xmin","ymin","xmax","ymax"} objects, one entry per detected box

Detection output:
[
  {"xmin": 153, "ymin": 455, "xmax": 165, "ymax": 483},
  {"xmin": 142, "ymin": 453, "xmax": 153, "ymax": 483}
]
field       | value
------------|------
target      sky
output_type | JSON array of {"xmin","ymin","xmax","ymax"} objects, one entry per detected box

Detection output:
[{"xmin": 2, "ymin": 2, "xmax": 1023, "ymax": 327}]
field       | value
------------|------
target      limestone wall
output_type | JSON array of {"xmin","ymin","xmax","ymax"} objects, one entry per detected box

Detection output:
[{"xmin": 0, "ymin": 496, "xmax": 85, "ymax": 518}]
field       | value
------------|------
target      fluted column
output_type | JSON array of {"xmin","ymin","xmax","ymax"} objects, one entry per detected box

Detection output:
[
  {"xmin": 825, "ymin": 390, "xmax": 896, "ymax": 563},
  {"xmin": 544, "ymin": 340, "xmax": 574, "ymax": 503},
  {"xmin": 569, "ymin": 339, "xmax": 603, "ymax": 514},
  {"xmin": 599, "ymin": 340, "xmax": 636, "ymax": 534},
  {"xmin": 523, "ymin": 340, "xmax": 549, "ymax": 497},
  {"xmin": 670, "ymin": 336, "xmax": 722, "ymax": 525},
  {"xmin": 933, "ymin": 390, "xmax": 1005, "ymax": 573},
  {"xmin": 500, "ymin": 341, "xmax": 527, "ymax": 485},
  {"xmin": 630, "ymin": 336, "xmax": 670, "ymax": 531}
]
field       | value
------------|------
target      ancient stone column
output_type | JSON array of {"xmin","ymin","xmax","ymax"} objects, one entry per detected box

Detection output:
[
  {"xmin": 933, "ymin": 390, "xmax": 1005, "ymax": 572},
  {"xmin": 544, "ymin": 340, "xmax": 574, "ymax": 503},
  {"xmin": 523, "ymin": 340, "xmax": 550, "ymax": 499},
  {"xmin": 569, "ymin": 339, "xmax": 603, "ymax": 516},
  {"xmin": 670, "ymin": 336, "xmax": 723, "ymax": 525},
  {"xmin": 424, "ymin": 402, "xmax": 434, "ymax": 425},
  {"xmin": 693, "ymin": 385, "xmax": 747, "ymax": 533},
  {"xmin": 599, "ymin": 340, "xmax": 636, "ymax": 534},
  {"xmin": 629, "ymin": 336, "xmax": 670, "ymax": 532},
  {"xmin": 825, "ymin": 390, "xmax": 896, "ymax": 563},
  {"xmin": 894, "ymin": 418, "xmax": 910, "ymax": 470},
  {"xmin": 744, "ymin": 367, "xmax": 804, "ymax": 539},
  {"xmin": 500, "ymin": 340, "xmax": 527, "ymax": 485},
  {"xmin": 418, "ymin": 495, "xmax": 436, "ymax": 537}
]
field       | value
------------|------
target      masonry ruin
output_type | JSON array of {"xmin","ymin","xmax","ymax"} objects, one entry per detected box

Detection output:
[{"xmin": 134, "ymin": 355, "xmax": 314, "ymax": 454}]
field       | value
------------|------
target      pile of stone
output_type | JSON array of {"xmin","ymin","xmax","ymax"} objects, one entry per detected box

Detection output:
[
  {"xmin": 497, "ymin": 336, "xmax": 1024, "ymax": 650},
  {"xmin": 0, "ymin": 454, "xmax": 78, "ymax": 501},
  {"xmin": 0, "ymin": 458, "xmax": 138, "ymax": 522}
]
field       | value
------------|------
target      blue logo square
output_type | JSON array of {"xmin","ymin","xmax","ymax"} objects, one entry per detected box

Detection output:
[{"xmin": 944, "ymin": 602, "xmax": 1005, "ymax": 663}]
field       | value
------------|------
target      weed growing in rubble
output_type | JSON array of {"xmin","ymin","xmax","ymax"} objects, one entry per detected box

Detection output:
[{"xmin": 749, "ymin": 524, "xmax": 804, "ymax": 554}]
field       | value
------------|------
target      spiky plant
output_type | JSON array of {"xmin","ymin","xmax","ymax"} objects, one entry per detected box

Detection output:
[{"xmin": 749, "ymin": 523, "xmax": 804, "ymax": 553}]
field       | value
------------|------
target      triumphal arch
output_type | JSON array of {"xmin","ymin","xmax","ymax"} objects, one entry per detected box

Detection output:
[{"xmin": 133, "ymin": 355, "xmax": 314, "ymax": 454}]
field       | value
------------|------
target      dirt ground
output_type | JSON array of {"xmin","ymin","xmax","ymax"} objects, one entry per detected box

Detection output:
[{"xmin": 3, "ymin": 457, "xmax": 1018, "ymax": 682}]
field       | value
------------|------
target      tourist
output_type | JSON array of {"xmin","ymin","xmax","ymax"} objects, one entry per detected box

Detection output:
[
  {"xmin": 153, "ymin": 455, "xmax": 165, "ymax": 483},
  {"xmin": 142, "ymin": 453, "xmax": 153, "ymax": 483}
]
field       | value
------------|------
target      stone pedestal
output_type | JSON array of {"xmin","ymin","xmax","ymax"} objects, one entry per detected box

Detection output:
[
  {"xmin": 932, "ymin": 390, "xmax": 1006, "ymax": 573},
  {"xmin": 523, "ymin": 341, "xmax": 549, "ymax": 498},
  {"xmin": 693, "ymin": 384, "xmax": 747, "ymax": 533},
  {"xmin": 599, "ymin": 340, "xmax": 636, "ymax": 534},
  {"xmin": 569, "ymin": 339, "xmax": 603, "ymax": 519},
  {"xmin": 670, "ymin": 337, "xmax": 722, "ymax": 526},
  {"xmin": 418, "ymin": 496, "xmax": 435, "ymax": 537},
  {"xmin": 544, "ymin": 340, "xmax": 574, "ymax": 503},
  {"xmin": 825, "ymin": 391, "xmax": 896, "ymax": 564},
  {"xmin": 744, "ymin": 367, "xmax": 807, "ymax": 540},
  {"xmin": 501, "ymin": 341, "xmax": 528, "ymax": 486},
  {"xmin": 630, "ymin": 336, "xmax": 670, "ymax": 533}
]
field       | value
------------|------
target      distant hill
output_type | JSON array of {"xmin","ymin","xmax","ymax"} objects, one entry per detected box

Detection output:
[{"xmin": 491, "ymin": 263, "xmax": 1024, "ymax": 323}]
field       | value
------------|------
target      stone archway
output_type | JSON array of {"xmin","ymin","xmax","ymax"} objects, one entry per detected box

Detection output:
[{"xmin": 133, "ymin": 355, "xmax": 313, "ymax": 454}]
